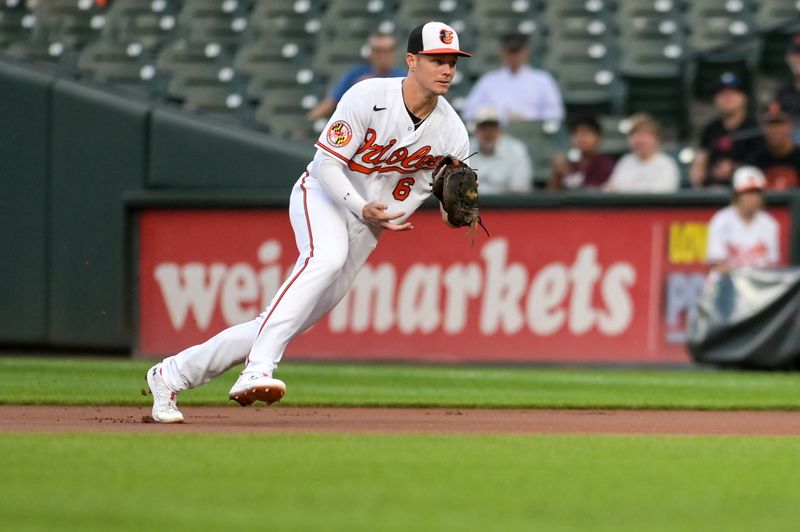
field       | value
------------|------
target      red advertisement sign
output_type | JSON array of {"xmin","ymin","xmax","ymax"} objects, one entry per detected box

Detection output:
[{"xmin": 137, "ymin": 207, "xmax": 790, "ymax": 363}]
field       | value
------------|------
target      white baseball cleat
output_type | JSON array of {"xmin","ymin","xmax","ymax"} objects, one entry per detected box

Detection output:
[
  {"xmin": 145, "ymin": 364, "xmax": 185, "ymax": 424},
  {"xmin": 229, "ymin": 372, "xmax": 286, "ymax": 407}
]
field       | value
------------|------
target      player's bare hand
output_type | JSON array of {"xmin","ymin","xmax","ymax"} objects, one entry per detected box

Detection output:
[{"xmin": 362, "ymin": 201, "xmax": 413, "ymax": 231}]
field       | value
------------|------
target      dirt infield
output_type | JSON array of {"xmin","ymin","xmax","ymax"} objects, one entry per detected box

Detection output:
[{"xmin": 1, "ymin": 406, "xmax": 799, "ymax": 435}]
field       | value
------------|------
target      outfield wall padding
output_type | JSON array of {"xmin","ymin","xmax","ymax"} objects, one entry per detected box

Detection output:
[
  {"xmin": 148, "ymin": 109, "xmax": 313, "ymax": 191},
  {"xmin": 47, "ymin": 80, "xmax": 149, "ymax": 348},
  {"xmin": 0, "ymin": 62, "xmax": 53, "ymax": 343}
]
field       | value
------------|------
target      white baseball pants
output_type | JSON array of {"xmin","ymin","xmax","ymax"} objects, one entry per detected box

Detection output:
[{"xmin": 159, "ymin": 174, "xmax": 380, "ymax": 392}]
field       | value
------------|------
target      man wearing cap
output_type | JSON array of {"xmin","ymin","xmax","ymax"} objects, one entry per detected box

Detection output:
[
  {"xmin": 690, "ymin": 73, "xmax": 762, "ymax": 189},
  {"xmin": 774, "ymin": 34, "xmax": 800, "ymax": 122},
  {"xmin": 144, "ymin": 22, "xmax": 474, "ymax": 423},
  {"xmin": 706, "ymin": 166, "xmax": 780, "ymax": 272},
  {"xmin": 469, "ymin": 105, "xmax": 533, "ymax": 194},
  {"xmin": 462, "ymin": 32, "xmax": 564, "ymax": 124},
  {"xmin": 308, "ymin": 32, "xmax": 406, "ymax": 120},
  {"xmin": 745, "ymin": 103, "xmax": 800, "ymax": 191}
]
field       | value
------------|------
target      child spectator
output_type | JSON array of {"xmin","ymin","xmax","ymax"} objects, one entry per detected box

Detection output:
[
  {"xmin": 548, "ymin": 115, "xmax": 615, "ymax": 190},
  {"xmin": 604, "ymin": 114, "xmax": 680, "ymax": 193}
]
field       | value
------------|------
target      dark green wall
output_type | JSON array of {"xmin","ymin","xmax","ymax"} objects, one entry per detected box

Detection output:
[
  {"xmin": 0, "ymin": 62, "xmax": 52, "ymax": 343},
  {"xmin": 149, "ymin": 109, "xmax": 313, "ymax": 191},
  {"xmin": 47, "ymin": 80, "xmax": 150, "ymax": 347},
  {"xmin": 0, "ymin": 57, "xmax": 312, "ymax": 350}
]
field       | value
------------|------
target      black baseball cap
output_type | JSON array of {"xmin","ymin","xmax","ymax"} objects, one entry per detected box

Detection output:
[
  {"xmin": 407, "ymin": 22, "xmax": 471, "ymax": 57},
  {"xmin": 712, "ymin": 72, "xmax": 746, "ymax": 96}
]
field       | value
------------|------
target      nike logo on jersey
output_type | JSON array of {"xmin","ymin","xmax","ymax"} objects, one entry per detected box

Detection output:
[{"xmin": 372, "ymin": 105, "xmax": 387, "ymax": 111}]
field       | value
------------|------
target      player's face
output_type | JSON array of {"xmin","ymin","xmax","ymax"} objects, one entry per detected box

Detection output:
[
  {"xmin": 411, "ymin": 53, "xmax": 459, "ymax": 95},
  {"xmin": 736, "ymin": 190, "xmax": 763, "ymax": 216}
]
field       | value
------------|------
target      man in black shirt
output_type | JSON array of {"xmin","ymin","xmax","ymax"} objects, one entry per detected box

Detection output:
[
  {"xmin": 774, "ymin": 34, "xmax": 800, "ymax": 121},
  {"xmin": 746, "ymin": 103, "xmax": 800, "ymax": 191},
  {"xmin": 690, "ymin": 73, "xmax": 762, "ymax": 189}
]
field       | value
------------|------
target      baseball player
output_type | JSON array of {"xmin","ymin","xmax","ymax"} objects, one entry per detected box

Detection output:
[
  {"xmin": 145, "ymin": 22, "xmax": 472, "ymax": 423},
  {"xmin": 707, "ymin": 166, "xmax": 780, "ymax": 272}
]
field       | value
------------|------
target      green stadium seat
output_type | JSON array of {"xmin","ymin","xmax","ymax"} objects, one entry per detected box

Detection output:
[
  {"xmin": 597, "ymin": 115, "xmax": 629, "ymax": 156},
  {"xmin": 0, "ymin": 9, "xmax": 34, "ymax": 48},
  {"xmin": 165, "ymin": 63, "xmax": 239, "ymax": 100},
  {"xmin": 233, "ymin": 36, "xmax": 311, "ymax": 81},
  {"xmin": 182, "ymin": 85, "xmax": 246, "ymax": 117},
  {"xmin": 311, "ymin": 34, "xmax": 372, "ymax": 82},
  {"xmin": 245, "ymin": 63, "xmax": 319, "ymax": 100},
  {"xmin": 756, "ymin": 0, "xmax": 800, "ymax": 30},
  {"xmin": 77, "ymin": 39, "xmax": 153, "ymax": 91},
  {"xmin": 395, "ymin": 0, "xmax": 470, "ymax": 42},
  {"xmin": 105, "ymin": 0, "xmax": 179, "ymax": 51},
  {"xmin": 504, "ymin": 120, "xmax": 569, "ymax": 187},
  {"xmin": 254, "ymin": 87, "xmax": 318, "ymax": 138},
  {"xmin": 177, "ymin": 2, "xmax": 249, "ymax": 48},
  {"xmin": 554, "ymin": 63, "xmax": 623, "ymax": 116},
  {"xmin": 321, "ymin": 0, "xmax": 396, "ymax": 39},
  {"xmin": 619, "ymin": 40, "xmax": 685, "ymax": 78}
]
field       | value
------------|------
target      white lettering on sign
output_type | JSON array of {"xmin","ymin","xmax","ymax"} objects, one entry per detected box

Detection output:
[{"xmin": 153, "ymin": 238, "xmax": 637, "ymax": 337}]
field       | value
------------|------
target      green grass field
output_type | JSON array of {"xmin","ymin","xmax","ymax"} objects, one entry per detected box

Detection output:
[
  {"xmin": 2, "ymin": 356, "xmax": 800, "ymax": 531},
  {"xmin": 3, "ymin": 356, "xmax": 800, "ymax": 409}
]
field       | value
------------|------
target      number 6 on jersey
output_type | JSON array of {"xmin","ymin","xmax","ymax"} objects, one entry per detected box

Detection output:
[{"xmin": 392, "ymin": 177, "xmax": 415, "ymax": 201}]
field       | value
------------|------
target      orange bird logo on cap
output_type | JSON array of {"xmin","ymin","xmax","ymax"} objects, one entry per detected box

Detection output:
[{"xmin": 439, "ymin": 29, "xmax": 454, "ymax": 45}]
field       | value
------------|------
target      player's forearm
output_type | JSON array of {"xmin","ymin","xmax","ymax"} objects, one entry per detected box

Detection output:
[{"xmin": 314, "ymin": 157, "xmax": 368, "ymax": 219}]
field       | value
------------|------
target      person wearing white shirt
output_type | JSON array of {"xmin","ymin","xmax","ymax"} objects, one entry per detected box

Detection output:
[
  {"xmin": 605, "ymin": 113, "xmax": 680, "ymax": 193},
  {"xmin": 707, "ymin": 166, "xmax": 780, "ymax": 271},
  {"xmin": 468, "ymin": 106, "xmax": 534, "ymax": 194},
  {"xmin": 462, "ymin": 33, "xmax": 565, "ymax": 124}
]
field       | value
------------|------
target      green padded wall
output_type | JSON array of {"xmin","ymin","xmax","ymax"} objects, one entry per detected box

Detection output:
[
  {"xmin": 48, "ymin": 80, "xmax": 149, "ymax": 348},
  {"xmin": 0, "ymin": 62, "xmax": 53, "ymax": 343},
  {"xmin": 148, "ymin": 108, "xmax": 314, "ymax": 191}
]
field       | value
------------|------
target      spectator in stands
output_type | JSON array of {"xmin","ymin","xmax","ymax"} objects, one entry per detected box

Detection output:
[
  {"xmin": 774, "ymin": 34, "xmax": 800, "ymax": 122},
  {"xmin": 548, "ymin": 115, "xmax": 615, "ymax": 190},
  {"xmin": 308, "ymin": 32, "xmax": 405, "ymax": 119},
  {"xmin": 468, "ymin": 106, "xmax": 533, "ymax": 194},
  {"xmin": 707, "ymin": 166, "xmax": 779, "ymax": 272},
  {"xmin": 690, "ymin": 73, "xmax": 762, "ymax": 189},
  {"xmin": 604, "ymin": 113, "xmax": 679, "ymax": 193},
  {"xmin": 746, "ymin": 103, "xmax": 800, "ymax": 190},
  {"xmin": 461, "ymin": 32, "xmax": 564, "ymax": 124}
]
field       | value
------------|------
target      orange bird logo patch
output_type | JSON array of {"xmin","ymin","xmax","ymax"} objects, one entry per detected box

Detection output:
[{"xmin": 439, "ymin": 29, "xmax": 454, "ymax": 45}]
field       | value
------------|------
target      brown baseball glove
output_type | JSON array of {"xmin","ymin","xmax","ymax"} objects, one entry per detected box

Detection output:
[{"xmin": 432, "ymin": 155, "xmax": 488, "ymax": 239}]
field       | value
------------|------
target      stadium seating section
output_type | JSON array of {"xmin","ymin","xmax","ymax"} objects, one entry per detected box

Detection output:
[{"xmin": 1, "ymin": 0, "xmax": 799, "ymax": 184}]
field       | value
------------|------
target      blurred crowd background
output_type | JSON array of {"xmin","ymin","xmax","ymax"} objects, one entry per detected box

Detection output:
[{"xmin": 3, "ymin": 0, "xmax": 800, "ymax": 193}]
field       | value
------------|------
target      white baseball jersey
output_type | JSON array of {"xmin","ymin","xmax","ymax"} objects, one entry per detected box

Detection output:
[
  {"xmin": 707, "ymin": 206, "xmax": 780, "ymax": 269},
  {"xmin": 310, "ymin": 77, "xmax": 470, "ymax": 224},
  {"xmin": 158, "ymin": 77, "xmax": 471, "ymax": 401}
]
